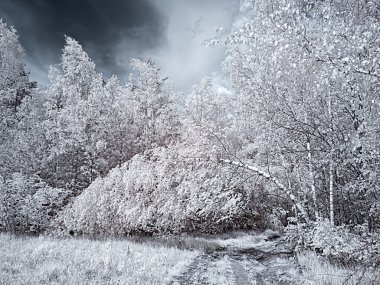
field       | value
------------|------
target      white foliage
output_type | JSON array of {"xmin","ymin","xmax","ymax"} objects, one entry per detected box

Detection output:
[{"xmin": 61, "ymin": 142, "xmax": 258, "ymax": 236}]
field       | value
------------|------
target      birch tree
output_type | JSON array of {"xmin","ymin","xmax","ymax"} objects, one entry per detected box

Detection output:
[{"xmin": 211, "ymin": 0, "xmax": 380, "ymax": 227}]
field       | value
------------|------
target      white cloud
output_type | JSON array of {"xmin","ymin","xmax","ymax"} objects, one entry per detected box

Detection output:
[{"xmin": 145, "ymin": 0, "xmax": 239, "ymax": 91}]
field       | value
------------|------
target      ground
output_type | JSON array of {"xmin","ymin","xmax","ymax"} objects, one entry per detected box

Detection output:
[
  {"xmin": 0, "ymin": 231, "xmax": 378, "ymax": 284},
  {"xmin": 170, "ymin": 231, "xmax": 301, "ymax": 285},
  {"xmin": 0, "ymin": 233, "xmax": 196, "ymax": 285}
]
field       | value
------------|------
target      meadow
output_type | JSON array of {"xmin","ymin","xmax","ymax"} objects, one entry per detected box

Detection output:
[{"xmin": 0, "ymin": 234, "xmax": 198, "ymax": 285}]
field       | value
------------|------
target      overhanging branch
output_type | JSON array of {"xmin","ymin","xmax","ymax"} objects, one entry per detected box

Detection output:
[{"xmin": 219, "ymin": 158, "xmax": 310, "ymax": 223}]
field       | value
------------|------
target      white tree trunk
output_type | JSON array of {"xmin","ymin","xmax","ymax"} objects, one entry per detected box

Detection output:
[
  {"xmin": 304, "ymin": 112, "xmax": 319, "ymax": 221},
  {"xmin": 328, "ymin": 93, "xmax": 334, "ymax": 226},
  {"xmin": 329, "ymin": 150, "xmax": 334, "ymax": 226},
  {"xmin": 307, "ymin": 138, "xmax": 319, "ymax": 220},
  {"xmin": 219, "ymin": 158, "xmax": 310, "ymax": 223}
]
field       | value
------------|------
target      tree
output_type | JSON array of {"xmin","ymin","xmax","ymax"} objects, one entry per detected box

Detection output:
[
  {"xmin": 0, "ymin": 20, "xmax": 37, "ymax": 178},
  {"xmin": 128, "ymin": 59, "xmax": 180, "ymax": 150},
  {"xmin": 0, "ymin": 173, "xmax": 71, "ymax": 233},
  {"xmin": 209, "ymin": 0, "xmax": 380, "ymax": 227},
  {"xmin": 41, "ymin": 36, "xmax": 105, "ymax": 191},
  {"xmin": 60, "ymin": 141, "xmax": 259, "ymax": 236},
  {"xmin": 0, "ymin": 19, "xmax": 29, "ymax": 113}
]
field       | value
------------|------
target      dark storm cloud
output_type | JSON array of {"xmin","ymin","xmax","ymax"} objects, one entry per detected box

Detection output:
[{"xmin": 0, "ymin": 0, "xmax": 167, "ymax": 82}]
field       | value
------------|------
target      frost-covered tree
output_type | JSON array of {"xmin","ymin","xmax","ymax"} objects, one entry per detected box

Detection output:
[
  {"xmin": 0, "ymin": 173, "xmax": 71, "ymax": 233},
  {"xmin": 210, "ymin": 0, "xmax": 380, "ymax": 228},
  {"xmin": 60, "ymin": 140, "xmax": 260, "ymax": 236},
  {"xmin": 128, "ymin": 59, "xmax": 180, "ymax": 150},
  {"xmin": 40, "ymin": 41, "xmax": 181, "ymax": 194},
  {"xmin": 185, "ymin": 77, "xmax": 242, "ymax": 159},
  {"xmin": 41, "ymin": 37, "xmax": 109, "ymax": 190},
  {"xmin": 0, "ymin": 19, "xmax": 29, "ymax": 113},
  {"xmin": 0, "ymin": 20, "xmax": 38, "ymax": 178}
]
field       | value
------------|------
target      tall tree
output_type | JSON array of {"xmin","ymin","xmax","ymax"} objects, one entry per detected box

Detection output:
[
  {"xmin": 128, "ymin": 59, "xmax": 180, "ymax": 150},
  {"xmin": 211, "ymin": 0, "xmax": 380, "ymax": 226},
  {"xmin": 0, "ymin": 19, "xmax": 29, "ymax": 113},
  {"xmin": 0, "ymin": 19, "xmax": 35, "ymax": 177},
  {"xmin": 42, "ymin": 36, "xmax": 104, "ymax": 190}
]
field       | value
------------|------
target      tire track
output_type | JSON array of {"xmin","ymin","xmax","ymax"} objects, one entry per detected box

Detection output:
[
  {"xmin": 230, "ymin": 258, "xmax": 251, "ymax": 285},
  {"xmin": 169, "ymin": 254, "xmax": 209, "ymax": 285},
  {"xmin": 170, "ymin": 235, "xmax": 298, "ymax": 285}
]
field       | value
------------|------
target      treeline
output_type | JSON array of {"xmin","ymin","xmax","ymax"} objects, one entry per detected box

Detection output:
[
  {"xmin": 0, "ymin": 28, "xmax": 183, "ymax": 233},
  {"xmin": 0, "ymin": 1, "xmax": 379, "ymax": 260}
]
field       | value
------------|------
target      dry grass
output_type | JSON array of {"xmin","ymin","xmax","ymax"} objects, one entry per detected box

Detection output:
[
  {"xmin": 0, "ymin": 233, "xmax": 198, "ymax": 285},
  {"xmin": 297, "ymin": 251, "xmax": 380, "ymax": 285},
  {"xmin": 126, "ymin": 234, "xmax": 222, "ymax": 253}
]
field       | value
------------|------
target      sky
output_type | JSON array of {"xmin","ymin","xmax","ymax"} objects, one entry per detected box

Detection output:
[{"xmin": 0, "ymin": 0, "xmax": 239, "ymax": 90}]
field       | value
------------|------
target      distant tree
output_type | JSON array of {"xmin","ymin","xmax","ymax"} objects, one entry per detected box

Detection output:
[
  {"xmin": 184, "ymin": 77, "xmax": 242, "ymax": 160},
  {"xmin": 128, "ymin": 59, "xmax": 180, "ymax": 150},
  {"xmin": 41, "ymin": 36, "xmax": 105, "ymax": 191},
  {"xmin": 0, "ymin": 19, "xmax": 29, "ymax": 113},
  {"xmin": 0, "ymin": 19, "xmax": 37, "ymax": 178}
]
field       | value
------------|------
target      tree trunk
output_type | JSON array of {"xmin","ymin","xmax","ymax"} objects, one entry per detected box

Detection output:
[
  {"xmin": 329, "ymin": 150, "xmax": 334, "ymax": 226},
  {"xmin": 328, "ymin": 92, "xmax": 334, "ymax": 226},
  {"xmin": 307, "ymin": 137, "xmax": 319, "ymax": 220}
]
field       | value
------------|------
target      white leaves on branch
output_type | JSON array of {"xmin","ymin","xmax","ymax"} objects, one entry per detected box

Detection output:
[{"xmin": 61, "ymin": 143, "xmax": 258, "ymax": 236}]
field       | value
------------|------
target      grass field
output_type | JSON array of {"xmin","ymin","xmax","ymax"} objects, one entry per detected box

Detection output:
[
  {"xmin": 1, "ymin": 232, "xmax": 378, "ymax": 285},
  {"xmin": 0, "ymin": 234, "xmax": 198, "ymax": 285},
  {"xmin": 297, "ymin": 251, "xmax": 380, "ymax": 285}
]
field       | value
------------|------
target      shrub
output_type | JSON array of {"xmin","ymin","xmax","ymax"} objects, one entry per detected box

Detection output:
[
  {"xmin": 59, "ymin": 143, "xmax": 260, "ymax": 236},
  {"xmin": 287, "ymin": 219, "xmax": 380, "ymax": 266},
  {"xmin": 0, "ymin": 174, "xmax": 71, "ymax": 234}
]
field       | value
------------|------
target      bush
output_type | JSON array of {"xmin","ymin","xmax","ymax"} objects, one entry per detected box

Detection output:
[
  {"xmin": 286, "ymin": 219, "xmax": 380, "ymax": 266},
  {"xmin": 297, "ymin": 251, "xmax": 379, "ymax": 285},
  {"xmin": 59, "ymin": 143, "xmax": 260, "ymax": 237},
  {"xmin": 0, "ymin": 174, "xmax": 71, "ymax": 234}
]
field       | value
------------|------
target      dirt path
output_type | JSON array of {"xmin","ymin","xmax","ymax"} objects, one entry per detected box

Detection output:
[
  {"xmin": 169, "ymin": 234, "xmax": 301, "ymax": 285},
  {"xmin": 169, "ymin": 255, "xmax": 210, "ymax": 285},
  {"xmin": 170, "ymin": 253, "xmax": 248, "ymax": 285},
  {"xmin": 229, "ymin": 258, "xmax": 251, "ymax": 285}
]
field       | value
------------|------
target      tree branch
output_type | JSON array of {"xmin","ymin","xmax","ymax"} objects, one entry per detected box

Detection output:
[{"xmin": 219, "ymin": 158, "xmax": 310, "ymax": 223}]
